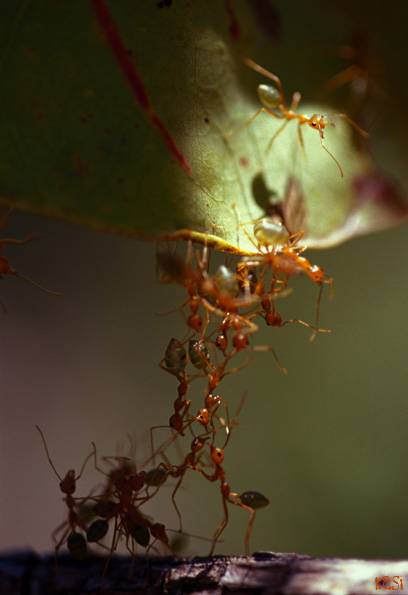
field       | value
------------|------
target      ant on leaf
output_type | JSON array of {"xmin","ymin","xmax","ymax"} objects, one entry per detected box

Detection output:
[{"xmin": 228, "ymin": 57, "xmax": 369, "ymax": 177}]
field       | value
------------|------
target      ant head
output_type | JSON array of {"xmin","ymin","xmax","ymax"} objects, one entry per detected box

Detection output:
[
  {"xmin": 257, "ymin": 84, "xmax": 281, "ymax": 109},
  {"xmin": 309, "ymin": 264, "xmax": 325, "ymax": 284},
  {"xmin": 309, "ymin": 114, "xmax": 326, "ymax": 133},
  {"xmin": 211, "ymin": 446, "xmax": 225, "ymax": 465},
  {"xmin": 60, "ymin": 469, "xmax": 76, "ymax": 494},
  {"xmin": 196, "ymin": 408, "xmax": 209, "ymax": 426}
]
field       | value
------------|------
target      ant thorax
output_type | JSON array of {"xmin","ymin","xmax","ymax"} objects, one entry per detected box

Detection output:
[{"xmin": 253, "ymin": 216, "xmax": 289, "ymax": 251}]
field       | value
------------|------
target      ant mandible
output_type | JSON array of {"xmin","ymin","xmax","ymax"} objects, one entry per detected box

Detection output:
[{"xmin": 232, "ymin": 57, "xmax": 369, "ymax": 177}]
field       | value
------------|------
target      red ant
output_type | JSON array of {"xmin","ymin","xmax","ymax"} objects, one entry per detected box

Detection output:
[
  {"xmin": 159, "ymin": 435, "xmax": 209, "ymax": 532},
  {"xmin": 150, "ymin": 338, "xmax": 193, "ymax": 463},
  {"xmin": 229, "ymin": 57, "xmax": 368, "ymax": 177},
  {"xmin": 90, "ymin": 445, "xmax": 170, "ymax": 565},
  {"xmin": 196, "ymin": 438, "xmax": 269, "ymax": 555},
  {"xmin": 36, "ymin": 426, "xmax": 93, "ymax": 561},
  {"xmin": 156, "ymin": 245, "xmax": 208, "ymax": 334}
]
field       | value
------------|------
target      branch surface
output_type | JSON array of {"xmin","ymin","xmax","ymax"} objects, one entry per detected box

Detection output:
[{"xmin": 2, "ymin": 550, "xmax": 408, "ymax": 594}]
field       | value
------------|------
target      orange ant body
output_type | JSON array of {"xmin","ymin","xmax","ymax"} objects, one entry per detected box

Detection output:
[
  {"xmin": 161, "ymin": 435, "xmax": 209, "ymax": 532},
  {"xmin": 197, "ymin": 443, "xmax": 269, "ymax": 555},
  {"xmin": 243, "ymin": 217, "xmax": 333, "ymax": 340},
  {"xmin": 234, "ymin": 57, "xmax": 369, "ymax": 177}
]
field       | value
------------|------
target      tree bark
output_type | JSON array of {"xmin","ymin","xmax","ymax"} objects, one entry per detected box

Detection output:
[{"xmin": 1, "ymin": 550, "xmax": 408, "ymax": 594}]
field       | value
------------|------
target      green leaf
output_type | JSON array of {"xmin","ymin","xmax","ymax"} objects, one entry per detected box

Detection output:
[{"xmin": 0, "ymin": 1, "xmax": 406, "ymax": 253}]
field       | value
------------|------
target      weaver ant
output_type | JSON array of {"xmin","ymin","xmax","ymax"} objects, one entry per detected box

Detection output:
[
  {"xmin": 90, "ymin": 444, "xmax": 170, "ymax": 566},
  {"xmin": 196, "ymin": 436, "xmax": 269, "ymax": 555},
  {"xmin": 36, "ymin": 426, "xmax": 93, "ymax": 561},
  {"xmin": 159, "ymin": 435, "xmax": 209, "ymax": 532},
  {"xmin": 229, "ymin": 57, "xmax": 368, "ymax": 177},
  {"xmin": 242, "ymin": 217, "xmax": 333, "ymax": 341}
]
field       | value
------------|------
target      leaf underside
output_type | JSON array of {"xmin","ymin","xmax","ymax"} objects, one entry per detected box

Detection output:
[{"xmin": 0, "ymin": 1, "xmax": 406, "ymax": 253}]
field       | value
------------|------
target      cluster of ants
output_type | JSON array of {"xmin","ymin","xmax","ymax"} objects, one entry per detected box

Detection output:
[
  {"xmin": 30, "ymin": 210, "xmax": 333, "ymax": 570},
  {"xmin": 3, "ymin": 49, "xmax": 370, "ymax": 568}
]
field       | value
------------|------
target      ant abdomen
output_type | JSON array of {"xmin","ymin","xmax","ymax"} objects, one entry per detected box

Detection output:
[
  {"xmin": 67, "ymin": 532, "xmax": 87, "ymax": 560},
  {"xmin": 254, "ymin": 217, "xmax": 289, "ymax": 249},
  {"xmin": 164, "ymin": 338, "xmax": 187, "ymax": 375},
  {"xmin": 189, "ymin": 339, "xmax": 211, "ymax": 371},
  {"xmin": 213, "ymin": 265, "xmax": 239, "ymax": 297},
  {"xmin": 257, "ymin": 84, "xmax": 281, "ymax": 109},
  {"xmin": 86, "ymin": 519, "xmax": 109, "ymax": 543},
  {"xmin": 240, "ymin": 491, "xmax": 270, "ymax": 509}
]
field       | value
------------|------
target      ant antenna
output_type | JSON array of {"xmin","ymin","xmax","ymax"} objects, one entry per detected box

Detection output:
[
  {"xmin": 36, "ymin": 425, "xmax": 63, "ymax": 481},
  {"xmin": 13, "ymin": 272, "xmax": 61, "ymax": 296},
  {"xmin": 319, "ymin": 137, "xmax": 344, "ymax": 177}
]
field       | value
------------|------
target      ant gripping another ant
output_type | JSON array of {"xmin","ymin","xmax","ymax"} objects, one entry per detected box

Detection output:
[
  {"xmin": 195, "ymin": 431, "xmax": 269, "ymax": 556},
  {"xmin": 227, "ymin": 57, "xmax": 369, "ymax": 177},
  {"xmin": 240, "ymin": 214, "xmax": 333, "ymax": 342}
]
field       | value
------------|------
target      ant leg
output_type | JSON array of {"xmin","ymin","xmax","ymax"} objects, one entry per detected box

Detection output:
[
  {"xmin": 224, "ymin": 107, "xmax": 266, "ymax": 141},
  {"xmin": 209, "ymin": 494, "xmax": 229, "ymax": 555},
  {"xmin": 243, "ymin": 57, "xmax": 285, "ymax": 103},
  {"xmin": 0, "ymin": 235, "xmax": 37, "ymax": 246},
  {"xmin": 102, "ymin": 515, "xmax": 119, "ymax": 577},
  {"xmin": 171, "ymin": 475, "xmax": 185, "ymax": 532},
  {"xmin": 321, "ymin": 65, "xmax": 362, "ymax": 95},
  {"xmin": 75, "ymin": 450, "xmax": 94, "ymax": 481},
  {"xmin": 156, "ymin": 297, "xmax": 190, "ymax": 317},
  {"xmin": 53, "ymin": 524, "xmax": 70, "ymax": 573},
  {"xmin": 265, "ymin": 119, "xmax": 290, "ymax": 154},
  {"xmin": 11, "ymin": 270, "xmax": 61, "ymax": 296},
  {"xmin": 90, "ymin": 441, "xmax": 110, "ymax": 476},
  {"xmin": 52, "ymin": 520, "xmax": 69, "ymax": 548},
  {"xmin": 288, "ymin": 230, "xmax": 305, "ymax": 247},
  {"xmin": 242, "ymin": 506, "xmax": 256, "ymax": 555},
  {"xmin": 252, "ymin": 344, "xmax": 287, "ymax": 375},
  {"xmin": 310, "ymin": 284, "xmax": 324, "ymax": 343},
  {"xmin": 35, "ymin": 425, "xmax": 63, "ymax": 481},
  {"xmin": 336, "ymin": 113, "xmax": 369, "ymax": 138},
  {"xmin": 150, "ymin": 424, "xmax": 173, "ymax": 466},
  {"xmin": 309, "ymin": 277, "xmax": 333, "ymax": 342},
  {"xmin": 327, "ymin": 277, "xmax": 335, "ymax": 300},
  {"xmin": 231, "ymin": 203, "xmax": 260, "ymax": 253},
  {"xmin": 283, "ymin": 317, "xmax": 331, "ymax": 336},
  {"xmin": 319, "ymin": 136, "xmax": 344, "ymax": 177},
  {"xmin": 290, "ymin": 91, "xmax": 302, "ymax": 110},
  {"xmin": 297, "ymin": 124, "xmax": 307, "ymax": 159}
]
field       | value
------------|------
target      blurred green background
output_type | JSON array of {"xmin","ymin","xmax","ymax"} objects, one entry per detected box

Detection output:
[{"xmin": 0, "ymin": 210, "xmax": 407, "ymax": 559}]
